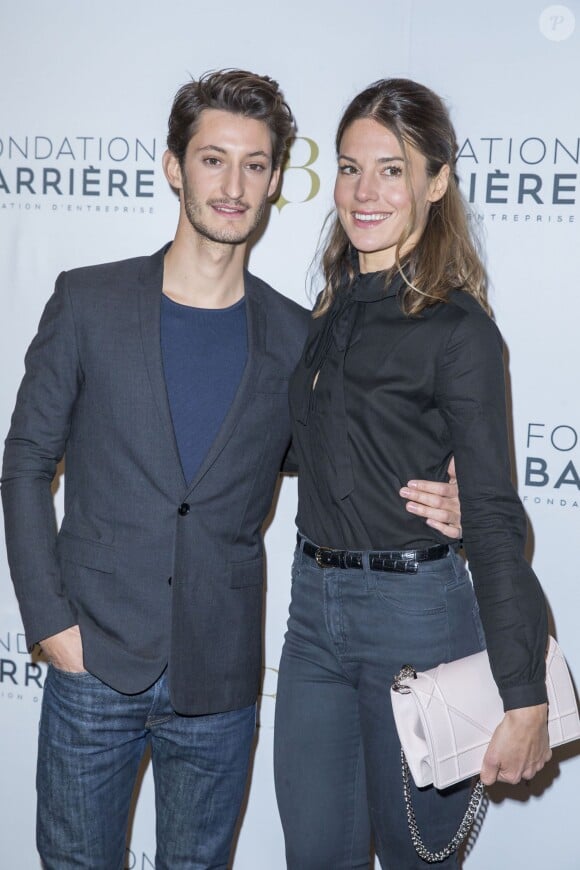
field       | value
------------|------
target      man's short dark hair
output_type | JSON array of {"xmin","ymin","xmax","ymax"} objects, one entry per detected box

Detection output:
[{"xmin": 167, "ymin": 69, "xmax": 296, "ymax": 170}]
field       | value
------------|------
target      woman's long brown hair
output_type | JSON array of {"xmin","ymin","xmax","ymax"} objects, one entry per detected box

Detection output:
[{"xmin": 315, "ymin": 78, "xmax": 490, "ymax": 318}]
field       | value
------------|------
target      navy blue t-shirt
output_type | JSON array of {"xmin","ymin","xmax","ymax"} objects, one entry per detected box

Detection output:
[{"xmin": 161, "ymin": 293, "xmax": 248, "ymax": 484}]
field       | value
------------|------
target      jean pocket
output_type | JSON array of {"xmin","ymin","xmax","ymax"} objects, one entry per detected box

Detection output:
[
  {"xmin": 371, "ymin": 572, "xmax": 447, "ymax": 615},
  {"xmin": 50, "ymin": 664, "xmax": 91, "ymax": 678}
]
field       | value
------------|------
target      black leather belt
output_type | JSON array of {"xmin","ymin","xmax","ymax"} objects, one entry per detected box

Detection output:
[{"xmin": 297, "ymin": 534, "xmax": 449, "ymax": 575}]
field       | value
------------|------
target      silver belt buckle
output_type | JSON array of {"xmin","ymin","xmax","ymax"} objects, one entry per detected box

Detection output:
[{"xmin": 315, "ymin": 547, "xmax": 332, "ymax": 567}]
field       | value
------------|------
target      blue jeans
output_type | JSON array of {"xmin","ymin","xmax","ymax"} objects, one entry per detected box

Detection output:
[
  {"xmin": 274, "ymin": 540, "xmax": 487, "ymax": 869},
  {"xmin": 37, "ymin": 667, "xmax": 255, "ymax": 869}
]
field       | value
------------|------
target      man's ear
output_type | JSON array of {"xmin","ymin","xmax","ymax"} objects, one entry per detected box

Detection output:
[
  {"xmin": 163, "ymin": 149, "xmax": 183, "ymax": 191},
  {"xmin": 267, "ymin": 166, "xmax": 281, "ymax": 198},
  {"xmin": 428, "ymin": 163, "xmax": 450, "ymax": 203}
]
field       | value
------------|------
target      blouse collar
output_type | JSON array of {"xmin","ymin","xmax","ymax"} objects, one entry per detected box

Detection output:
[{"xmin": 350, "ymin": 267, "xmax": 407, "ymax": 303}]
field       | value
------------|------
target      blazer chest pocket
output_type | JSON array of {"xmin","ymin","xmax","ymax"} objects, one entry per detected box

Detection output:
[
  {"xmin": 57, "ymin": 531, "xmax": 115, "ymax": 574},
  {"xmin": 230, "ymin": 556, "xmax": 264, "ymax": 588}
]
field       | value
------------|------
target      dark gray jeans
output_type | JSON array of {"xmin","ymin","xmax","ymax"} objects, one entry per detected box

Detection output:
[{"xmin": 274, "ymin": 539, "xmax": 486, "ymax": 869}]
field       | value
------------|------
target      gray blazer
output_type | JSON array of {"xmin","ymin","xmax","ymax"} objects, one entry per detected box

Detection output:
[{"xmin": 1, "ymin": 245, "xmax": 309, "ymax": 714}]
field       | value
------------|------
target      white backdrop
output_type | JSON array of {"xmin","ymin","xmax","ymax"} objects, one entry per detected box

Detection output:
[{"xmin": 1, "ymin": 2, "xmax": 579, "ymax": 867}]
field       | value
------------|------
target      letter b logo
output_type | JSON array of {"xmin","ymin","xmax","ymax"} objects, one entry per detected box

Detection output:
[{"xmin": 275, "ymin": 137, "xmax": 320, "ymax": 212}]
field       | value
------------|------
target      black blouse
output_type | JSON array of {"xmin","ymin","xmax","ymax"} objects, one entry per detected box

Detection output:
[{"xmin": 289, "ymin": 270, "xmax": 548, "ymax": 710}]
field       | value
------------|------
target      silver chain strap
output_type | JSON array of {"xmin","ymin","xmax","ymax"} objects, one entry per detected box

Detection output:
[{"xmin": 401, "ymin": 749, "xmax": 484, "ymax": 863}]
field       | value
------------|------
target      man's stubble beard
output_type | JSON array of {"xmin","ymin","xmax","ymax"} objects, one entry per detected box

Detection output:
[{"xmin": 182, "ymin": 178, "xmax": 268, "ymax": 246}]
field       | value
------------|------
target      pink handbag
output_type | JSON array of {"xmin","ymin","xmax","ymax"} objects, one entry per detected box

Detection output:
[{"xmin": 390, "ymin": 636, "xmax": 580, "ymax": 862}]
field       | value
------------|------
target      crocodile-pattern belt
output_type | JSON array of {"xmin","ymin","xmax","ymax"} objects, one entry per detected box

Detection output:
[{"xmin": 298, "ymin": 534, "xmax": 449, "ymax": 575}]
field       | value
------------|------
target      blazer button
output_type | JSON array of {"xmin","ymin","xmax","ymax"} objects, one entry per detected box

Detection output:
[
  {"xmin": 168, "ymin": 576, "xmax": 172, "ymax": 586},
  {"xmin": 178, "ymin": 503, "xmax": 190, "ymax": 516}
]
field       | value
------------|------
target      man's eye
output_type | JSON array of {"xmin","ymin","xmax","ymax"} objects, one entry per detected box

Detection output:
[{"xmin": 204, "ymin": 157, "xmax": 221, "ymax": 166}]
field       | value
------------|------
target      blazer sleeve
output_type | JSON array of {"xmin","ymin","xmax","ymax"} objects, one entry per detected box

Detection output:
[
  {"xmin": 435, "ymin": 308, "xmax": 548, "ymax": 711},
  {"xmin": 1, "ymin": 272, "xmax": 82, "ymax": 648}
]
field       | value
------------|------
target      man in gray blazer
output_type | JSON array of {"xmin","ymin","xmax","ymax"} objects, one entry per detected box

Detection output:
[{"xmin": 2, "ymin": 70, "xmax": 462, "ymax": 868}]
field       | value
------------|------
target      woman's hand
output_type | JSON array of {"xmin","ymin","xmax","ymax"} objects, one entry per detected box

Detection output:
[
  {"xmin": 480, "ymin": 704, "xmax": 551, "ymax": 785},
  {"xmin": 399, "ymin": 456, "xmax": 462, "ymax": 539}
]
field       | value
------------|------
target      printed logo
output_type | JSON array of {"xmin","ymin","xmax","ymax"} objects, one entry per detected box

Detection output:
[
  {"xmin": 275, "ymin": 137, "xmax": 321, "ymax": 212},
  {"xmin": 520, "ymin": 421, "xmax": 579, "ymax": 510},
  {"xmin": 539, "ymin": 5, "xmax": 576, "ymax": 41},
  {"xmin": 0, "ymin": 626, "xmax": 47, "ymax": 704},
  {"xmin": 125, "ymin": 848, "xmax": 155, "ymax": 869},
  {"xmin": 0, "ymin": 134, "xmax": 157, "ymax": 217},
  {"xmin": 458, "ymin": 133, "xmax": 578, "ymax": 227}
]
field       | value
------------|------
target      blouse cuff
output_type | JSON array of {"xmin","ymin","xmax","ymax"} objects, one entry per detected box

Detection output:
[{"xmin": 500, "ymin": 678, "xmax": 548, "ymax": 711}]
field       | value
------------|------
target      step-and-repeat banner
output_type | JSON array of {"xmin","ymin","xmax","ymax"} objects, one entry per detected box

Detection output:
[{"xmin": 1, "ymin": 2, "xmax": 578, "ymax": 867}]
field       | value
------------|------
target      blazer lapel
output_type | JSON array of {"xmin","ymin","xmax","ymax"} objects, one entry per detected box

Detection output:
[
  {"xmin": 184, "ymin": 271, "xmax": 266, "ymax": 496},
  {"xmin": 137, "ymin": 245, "xmax": 187, "ymax": 491}
]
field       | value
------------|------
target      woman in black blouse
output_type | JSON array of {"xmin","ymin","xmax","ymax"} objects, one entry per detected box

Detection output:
[{"xmin": 274, "ymin": 79, "xmax": 551, "ymax": 869}]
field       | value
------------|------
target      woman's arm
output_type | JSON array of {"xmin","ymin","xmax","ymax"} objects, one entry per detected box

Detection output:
[{"xmin": 436, "ymin": 303, "xmax": 550, "ymax": 782}]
